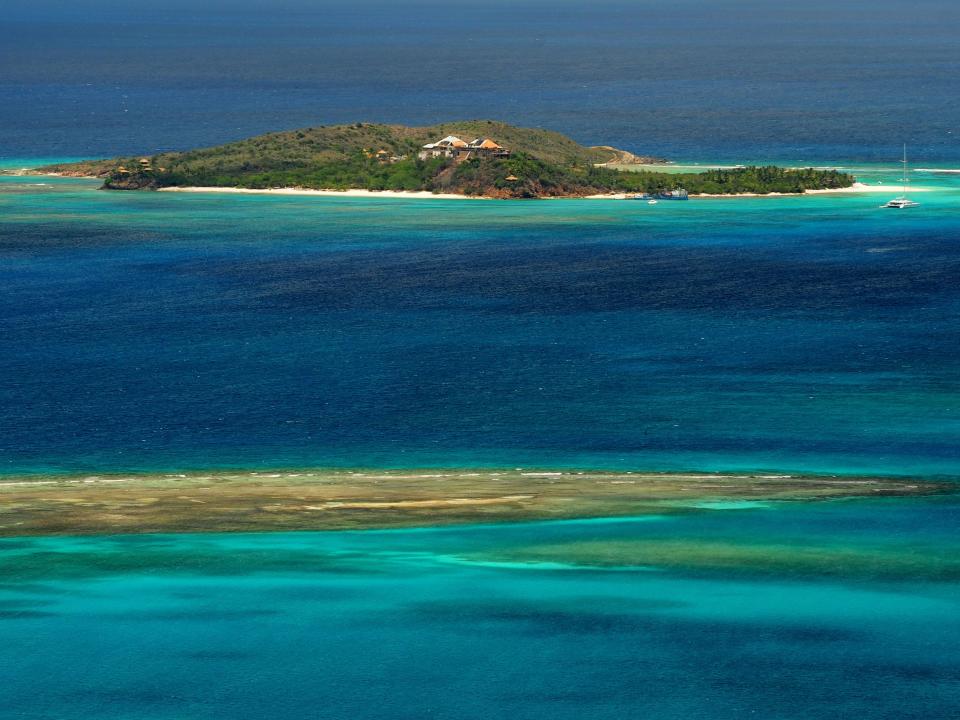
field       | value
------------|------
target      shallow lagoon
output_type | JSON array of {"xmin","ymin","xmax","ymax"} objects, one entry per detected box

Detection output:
[{"xmin": 2, "ymin": 495, "xmax": 959, "ymax": 719}]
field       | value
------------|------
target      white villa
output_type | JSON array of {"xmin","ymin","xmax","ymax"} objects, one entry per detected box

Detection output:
[{"xmin": 418, "ymin": 136, "xmax": 511, "ymax": 160}]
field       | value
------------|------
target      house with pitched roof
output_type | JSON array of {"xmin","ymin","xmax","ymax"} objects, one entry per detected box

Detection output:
[
  {"xmin": 466, "ymin": 138, "xmax": 510, "ymax": 157},
  {"xmin": 419, "ymin": 135, "xmax": 469, "ymax": 159},
  {"xmin": 418, "ymin": 135, "xmax": 510, "ymax": 160}
]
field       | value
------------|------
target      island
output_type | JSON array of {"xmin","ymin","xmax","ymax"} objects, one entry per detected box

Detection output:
[{"xmin": 34, "ymin": 120, "xmax": 855, "ymax": 198}]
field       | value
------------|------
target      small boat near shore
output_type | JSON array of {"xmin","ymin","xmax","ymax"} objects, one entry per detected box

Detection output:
[
  {"xmin": 882, "ymin": 145, "xmax": 919, "ymax": 209},
  {"xmin": 630, "ymin": 188, "xmax": 689, "ymax": 201}
]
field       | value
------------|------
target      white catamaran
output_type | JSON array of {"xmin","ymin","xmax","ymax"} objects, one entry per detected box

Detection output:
[{"xmin": 882, "ymin": 144, "xmax": 920, "ymax": 209}]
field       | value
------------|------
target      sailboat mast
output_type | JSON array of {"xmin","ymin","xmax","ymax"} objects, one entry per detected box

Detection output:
[{"xmin": 902, "ymin": 143, "xmax": 908, "ymax": 197}]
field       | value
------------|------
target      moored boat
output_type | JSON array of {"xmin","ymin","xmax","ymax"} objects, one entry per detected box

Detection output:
[
  {"xmin": 629, "ymin": 188, "xmax": 689, "ymax": 201},
  {"xmin": 654, "ymin": 188, "xmax": 689, "ymax": 200},
  {"xmin": 882, "ymin": 145, "xmax": 919, "ymax": 209}
]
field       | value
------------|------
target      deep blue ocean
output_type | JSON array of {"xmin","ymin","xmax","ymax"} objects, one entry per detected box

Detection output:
[
  {"xmin": 3, "ymin": 0, "xmax": 960, "ymax": 163},
  {"xmin": 3, "ymin": 3, "xmax": 960, "ymax": 719},
  {"xmin": 2, "ymin": 169, "xmax": 960, "ymax": 477}
]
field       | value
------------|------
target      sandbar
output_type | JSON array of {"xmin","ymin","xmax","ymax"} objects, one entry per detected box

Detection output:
[{"xmin": 0, "ymin": 468, "xmax": 948, "ymax": 537}]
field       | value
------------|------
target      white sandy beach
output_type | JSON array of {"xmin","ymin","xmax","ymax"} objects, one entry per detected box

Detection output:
[
  {"xmin": 161, "ymin": 184, "xmax": 911, "ymax": 200},
  {"xmin": 170, "ymin": 186, "xmax": 631, "ymax": 200},
  {"xmin": 157, "ymin": 186, "xmax": 485, "ymax": 200},
  {"xmin": 25, "ymin": 176, "xmax": 935, "ymax": 200},
  {"xmin": 581, "ymin": 182, "xmax": 934, "ymax": 200},
  {"xmin": 696, "ymin": 182, "xmax": 934, "ymax": 198},
  {"xmin": 804, "ymin": 181, "xmax": 933, "ymax": 194}
]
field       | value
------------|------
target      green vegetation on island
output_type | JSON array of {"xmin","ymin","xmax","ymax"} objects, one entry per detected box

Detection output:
[{"xmin": 36, "ymin": 120, "xmax": 855, "ymax": 198}]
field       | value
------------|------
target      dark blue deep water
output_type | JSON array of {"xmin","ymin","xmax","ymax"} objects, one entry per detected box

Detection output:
[
  {"xmin": 2, "ymin": 171, "xmax": 960, "ymax": 477},
  {"xmin": 3, "ymin": 0, "xmax": 960, "ymax": 163}
]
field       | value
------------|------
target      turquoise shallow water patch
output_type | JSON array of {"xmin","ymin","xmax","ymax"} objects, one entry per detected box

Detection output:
[
  {"xmin": 1, "ymin": 496, "xmax": 959, "ymax": 719},
  {"xmin": 670, "ymin": 499, "xmax": 775, "ymax": 510}
]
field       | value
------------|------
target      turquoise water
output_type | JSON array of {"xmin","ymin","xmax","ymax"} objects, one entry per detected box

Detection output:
[
  {"xmin": 2, "ymin": 165, "xmax": 960, "ymax": 477},
  {"xmin": 2, "ymin": 496, "xmax": 959, "ymax": 719}
]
